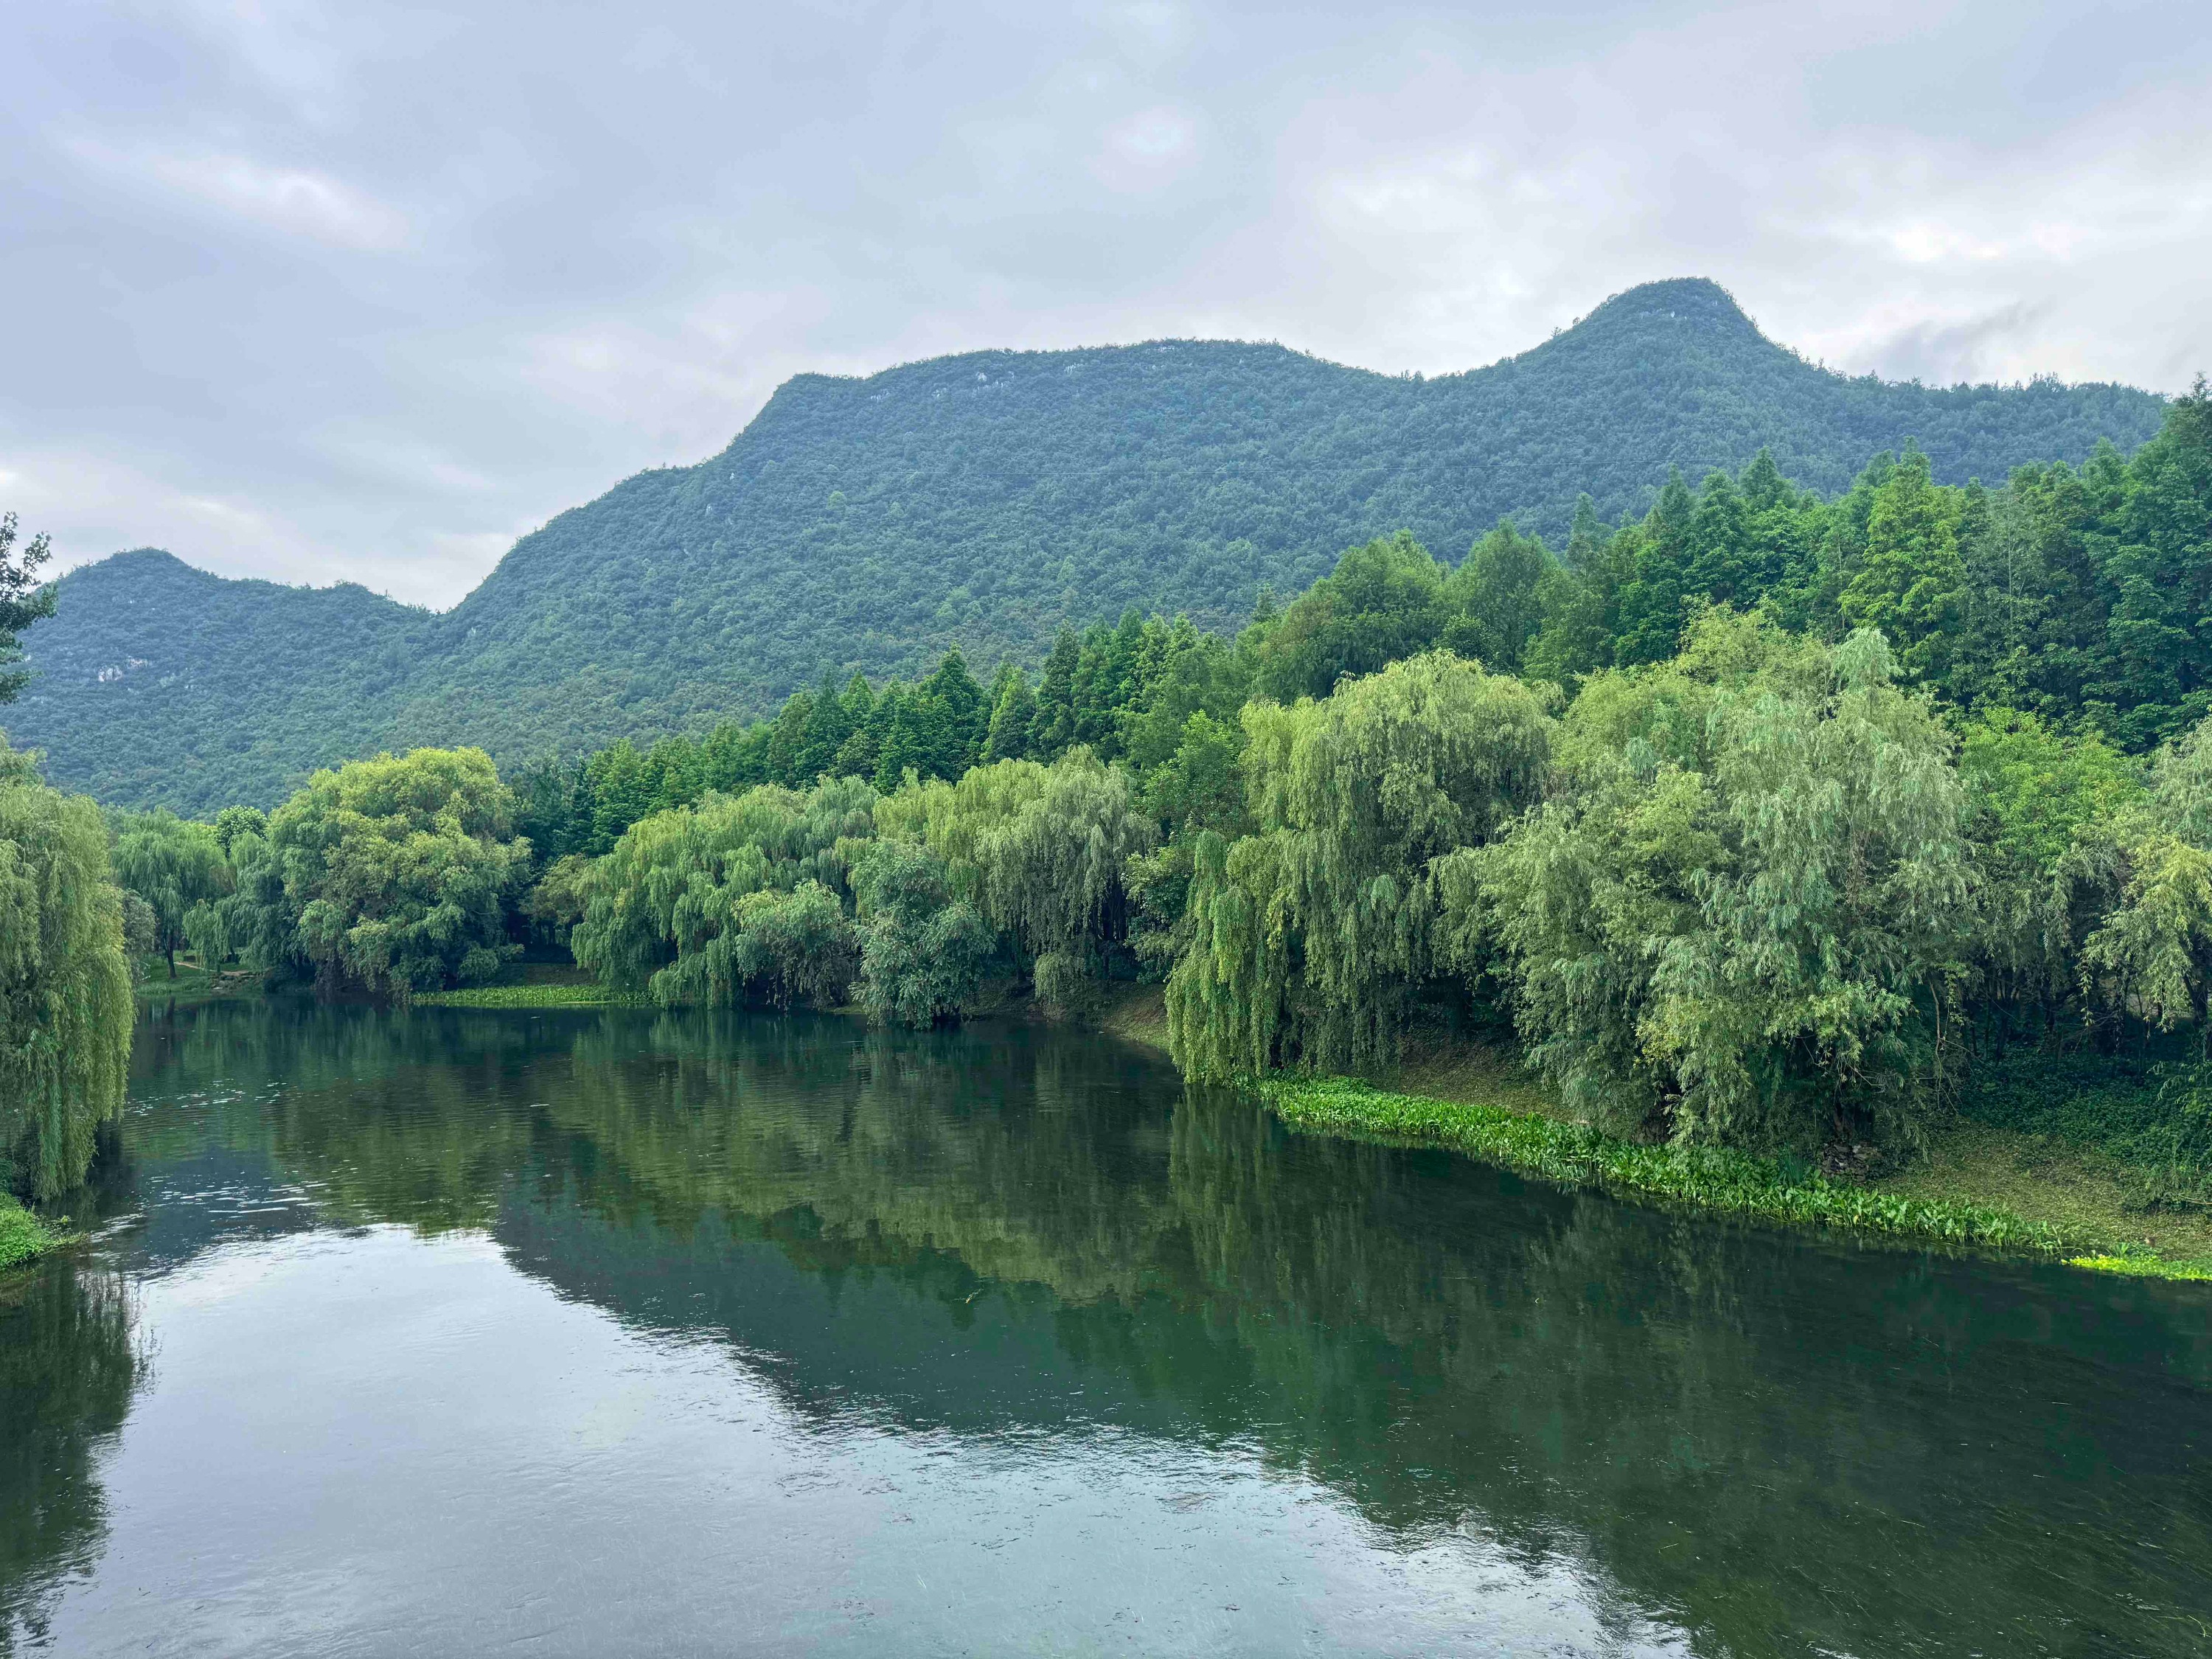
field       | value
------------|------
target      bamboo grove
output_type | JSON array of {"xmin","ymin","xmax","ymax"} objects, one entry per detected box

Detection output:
[{"xmin": 46, "ymin": 384, "xmax": 2212, "ymax": 1182}]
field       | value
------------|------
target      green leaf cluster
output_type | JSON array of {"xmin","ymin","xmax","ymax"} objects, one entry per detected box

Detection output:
[
  {"xmin": 1468, "ymin": 616, "xmax": 1974, "ymax": 1152},
  {"xmin": 0, "ymin": 740, "xmax": 131, "ymax": 1198},
  {"xmin": 1168, "ymin": 653, "xmax": 1551, "ymax": 1077}
]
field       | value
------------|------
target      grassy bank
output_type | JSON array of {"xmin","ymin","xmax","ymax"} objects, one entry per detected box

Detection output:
[
  {"xmin": 414, "ymin": 982, "xmax": 639, "ymax": 1009},
  {"xmin": 414, "ymin": 961, "xmax": 642, "ymax": 1009},
  {"xmin": 1259, "ymin": 1076, "xmax": 2212, "ymax": 1281},
  {"xmin": 133, "ymin": 956, "xmax": 260, "ymax": 1005},
  {"xmin": 0, "ymin": 1198, "xmax": 54, "ymax": 1273}
]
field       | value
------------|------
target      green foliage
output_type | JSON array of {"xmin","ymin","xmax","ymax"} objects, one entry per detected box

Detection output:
[
  {"xmin": 1170, "ymin": 652, "xmax": 1551, "ymax": 1077},
  {"xmin": 880, "ymin": 749, "xmax": 1156, "ymax": 1011},
  {"xmin": 119, "ymin": 892, "xmax": 156, "ymax": 966},
  {"xmin": 0, "ymin": 740, "xmax": 131, "ymax": 1198},
  {"xmin": 2076, "ymin": 723, "xmax": 2212, "ymax": 1038},
  {"xmin": 1955, "ymin": 709, "xmax": 2140, "ymax": 1021},
  {"xmin": 264, "ymin": 748, "xmax": 527, "ymax": 997},
  {"xmin": 1251, "ymin": 532, "xmax": 1451, "ymax": 701},
  {"xmin": 981, "ymin": 664, "xmax": 1037, "ymax": 762},
  {"xmin": 1470, "ymin": 616, "xmax": 1975, "ymax": 1152},
  {"xmin": 1839, "ymin": 447, "xmax": 1966, "ymax": 682},
  {"xmin": 1443, "ymin": 520, "xmax": 1552, "ymax": 672},
  {"xmin": 570, "ymin": 776, "xmax": 876, "ymax": 1003},
  {"xmin": 12, "ymin": 549, "xmax": 422, "ymax": 814},
  {"xmin": 852, "ymin": 842, "xmax": 995, "ymax": 1026},
  {"xmin": 521, "ymin": 852, "xmax": 596, "ymax": 951},
  {"xmin": 16, "ymin": 280, "xmax": 2166, "ymax": 814},
  {"xmin": 413, "ymin": 982, "xmax": 636, "ymax": 1007},
  {"xmin": 212, "ymin": 805, "xmax": 267, "ymax": 858},
  {"xmin": 719, "ymin": 883, "xmax": 860, "ymax": 1011},
  {"xmin": 0, "ymin": 1196, "xmax": 52, "ymax": 1270},
  {"xmin": 0, "ymin": 512, "xmax": 56, "ymax": 706},
  {"xmin": 109, "ymin": 810, "xmax": 226, "ymax": 977},
  {"xmin": 1959, "ymin": 1048, "xmax": 2212, "ymax": 1211}
]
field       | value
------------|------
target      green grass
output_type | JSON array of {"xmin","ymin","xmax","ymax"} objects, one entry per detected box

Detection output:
[
  {"xmin": 1256, "ymin": 1077, "xmax": 2212, "ymax": 1280},
  {"xmin": 133, "ymin": 956, "xmax": 254, "ymax": 1004},
  {"xmin": 414, "ymin": 982, "xmax": 640, "ymax": 1009},
  {"xmin": 1877, "ymin": 1118, "xmax": 2212, "ymax": 1278},
  {"xmin": 0, "ymin": 1198, "xmax": 54, "ymax": 1272}
]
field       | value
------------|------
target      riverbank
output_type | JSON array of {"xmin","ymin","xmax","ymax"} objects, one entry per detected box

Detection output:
[
  {"xmin": 1259, "ymin": 1076, "xmax": 2212, "ymax": 1281},
  {"xmin": 1076, "ymin": 984, "xmax": 2212, "ymax": 1279},
  {"xmin": 133, "ymin": 957, "xmax": 261, "ymax": 1006}
]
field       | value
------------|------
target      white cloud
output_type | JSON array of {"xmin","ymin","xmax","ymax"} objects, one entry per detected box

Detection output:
[
  {"xmin": 4, "ymin": 0, "xmax": 2209, "ymax": 610},
  {"xmin": 63, "ymin": 136, "xmax": 412, "ymax": 250},
  {"xmin": 1095, "ymin": 107, "xmax": 1201, "ymax": 190}
]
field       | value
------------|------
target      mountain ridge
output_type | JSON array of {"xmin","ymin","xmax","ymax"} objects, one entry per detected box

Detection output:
[{"xmin": 9, "ymin": 277, "xmax": 2170, "ymax": 813}]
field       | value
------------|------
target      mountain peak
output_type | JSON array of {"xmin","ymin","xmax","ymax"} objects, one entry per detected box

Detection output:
[{"xmin": 1574, "ymin": 276, "xmax": 1761, "ymax": 342}]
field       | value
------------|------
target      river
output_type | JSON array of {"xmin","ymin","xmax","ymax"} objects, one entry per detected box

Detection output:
[{"xmin": 2, "ymin": 998, "xmax": 2208, "ymax": 1655}]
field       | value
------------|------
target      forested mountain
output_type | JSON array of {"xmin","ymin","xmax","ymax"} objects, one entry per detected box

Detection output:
[
  {"xmin": 9, "ymin": 549, "xmax": 425, "ymax": 810},
  {"xmin": 10, "ymin": 276, "xmax": 2166, "ymax": 813}
]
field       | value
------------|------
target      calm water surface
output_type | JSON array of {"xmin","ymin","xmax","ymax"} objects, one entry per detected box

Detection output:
[{"xmin": 4, "ymin": 998, "xmax": 2209, "ymax": 1656}]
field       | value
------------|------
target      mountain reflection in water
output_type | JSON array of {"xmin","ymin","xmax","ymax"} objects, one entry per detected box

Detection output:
[{"xmin": 3, "ymin": 998, "xmax": 2208, "ymax": 1656}]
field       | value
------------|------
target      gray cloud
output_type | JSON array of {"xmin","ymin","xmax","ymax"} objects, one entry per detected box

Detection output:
[{"xmin": 4, "ymin": 1, "xmax": 2207, "ymax": 606}]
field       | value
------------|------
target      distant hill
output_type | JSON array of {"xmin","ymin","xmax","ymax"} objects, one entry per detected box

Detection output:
[
  {"xmin": 7, "ymin": 551, "xmax": 426, "ymax": 810},
  {"xmin": 8, "ymin": 277, "xmax": 2168, "ymax": 813}
]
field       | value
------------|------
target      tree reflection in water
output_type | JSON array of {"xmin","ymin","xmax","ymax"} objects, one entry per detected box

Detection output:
[{"xmin": 2, "ymin": 996, "xmax": 2206, "ymax": 1657}]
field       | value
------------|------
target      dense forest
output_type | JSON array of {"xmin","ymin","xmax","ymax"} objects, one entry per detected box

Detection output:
[
  {"xmin": 73, "ymin": 384, "xmax": 2212, "ymax": 1192},
  {"xmin": 10, "ymin": 277, "xmax": 2166, "ymax": 816}
]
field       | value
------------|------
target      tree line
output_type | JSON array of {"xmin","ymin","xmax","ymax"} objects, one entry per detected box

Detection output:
[{"xmin": 12, "ymin": 383, "xmax": 2212, "ymax": 1197}]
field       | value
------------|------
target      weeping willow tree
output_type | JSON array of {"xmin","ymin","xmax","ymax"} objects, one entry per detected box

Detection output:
[
  {"xmin": 852, "ymin": 840, "xmax": 996, "ymax": 1026},
  {"xmin": 1952, "ymin": 709, "xmax": 2140, "ymax": 1043},
  {"xmin": 2077, "ymin": 717, "xmax": 2212, "ymax": 1046},
  {"xmin": 878, "ymin": 748, "xmax": 1155, "ymax": 1011},
  {"xmin": 1169, "ymin": 651, "xmax": 1552, "ymax": 1078},
  {"xmin": 571, "ymin": 775, "xmax": 877, "ymax": 1004},
  {"xmin": 109, "ymin": 811, "xmax": 226, "ymax": 978},
  {"xmin": 0, "ymin": 743, "xmax": 131, "ymax": 1198},
  {"xmin": 1467, "ymin": 614, "xmax": 1975, "ymax": 1152}
]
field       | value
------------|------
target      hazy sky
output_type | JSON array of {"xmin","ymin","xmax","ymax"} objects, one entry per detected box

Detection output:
[{"xmin": 5, "ymin": 1, "xmax": 2208, "ymax": 608}]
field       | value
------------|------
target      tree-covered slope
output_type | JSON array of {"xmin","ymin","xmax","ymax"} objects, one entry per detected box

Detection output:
[
  {"xmin": 5, "ymin": 549, "xmax": 425, "ymax": 811},
  {"xmin": 11, "ymin": 278, "xmax": 2168, "ymax": 810}
]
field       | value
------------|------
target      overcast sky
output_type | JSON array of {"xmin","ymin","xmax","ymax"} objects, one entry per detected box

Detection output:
[{"xmin": 4, "ymin": 1, "xmax": 2207, "ymax": 608}]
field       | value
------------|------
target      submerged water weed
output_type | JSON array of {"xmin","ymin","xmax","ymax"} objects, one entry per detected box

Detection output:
[
  {"xmin": 2065, "ymin": 1253, "xmax": 2212, "ymax": 1281},
  {"xmin": 1259, "ymin": 1077, "xmax": 2071, "ymax": 1253}
]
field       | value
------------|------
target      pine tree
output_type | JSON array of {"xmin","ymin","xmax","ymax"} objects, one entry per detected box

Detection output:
[
  {"xmin": 1682, "ymin": 470, "xmax": 1754, "ymax": 608},
  {"xmin": 1839, "ymin": 446, "xmax": 1966, "ymax": 683},
  {"xmin": 2101, "ymin": 383, "xmax": 2212, "ymax": 748},
  {"xmin": 1032, "ymin": 628, "xmax": 1082, "ymax": 757},
  {"xmin": 871, "ymin": 686, "xmax": 925, "ymax": 792},
  {"xmin": 796, "ymin": 667, "xmax": 856, "ymax": 782},
  {"xmin": 919, "ymin": 648, "xmax": 987, "ymax": 777},
  {"xmin": 1614, "ymin": 469, "xmax": 1697, "ymax": 664},
  {"xmin": 983, "ymin": 664, "xmax": 1037, "ymax": 762},
  {"xmin": 588, "ymin": 740, "xmax": 655, "ymax": 852},
  {"xmin": 762, "ymin": 690, "xmax": 815, "ymax": 786}
]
